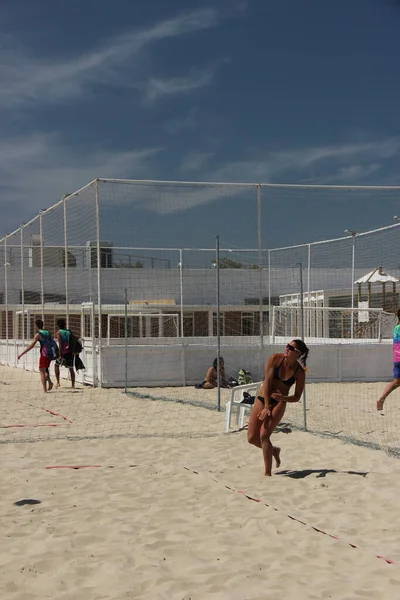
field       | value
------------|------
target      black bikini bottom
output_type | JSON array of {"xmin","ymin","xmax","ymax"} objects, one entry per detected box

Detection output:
[{"xmin": 257, "ymin": 396, "xmax": 278, "ymax": 410}]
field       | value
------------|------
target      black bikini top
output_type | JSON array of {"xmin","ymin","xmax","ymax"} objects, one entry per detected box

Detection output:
[{"xmin": 273, "ymin": 357, "xmax": 298, "ymax": 387}]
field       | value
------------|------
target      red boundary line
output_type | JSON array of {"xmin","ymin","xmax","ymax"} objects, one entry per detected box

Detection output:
[
  {"xmin": 185, "ymin": 467, "xmax": 397, "ymax": 566},
  {"xmin": 42, "ymin": 408, "xmax": 72, "ymax": 422},
  {"xmin": 9, "ymin": 399, "xmax": 73, "ymax": 427}
]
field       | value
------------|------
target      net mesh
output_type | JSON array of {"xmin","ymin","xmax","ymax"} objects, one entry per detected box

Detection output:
[{"xmin": 1, "ymin": 180, "xmax": 400, "ymax": 454}]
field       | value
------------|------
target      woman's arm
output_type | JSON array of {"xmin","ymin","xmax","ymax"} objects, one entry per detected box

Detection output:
[
  {"xmin": 262, "ymin": 354, "xmax": 280, "ymax": 408},
  {"xmin": 271, "ymin": 369, "xmax": 306, "ymax": 402}
]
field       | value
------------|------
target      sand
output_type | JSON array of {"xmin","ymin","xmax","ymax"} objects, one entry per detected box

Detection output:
[{"xmin": 2, "ymin": 366, "xmax": 400, "ymax": 598}]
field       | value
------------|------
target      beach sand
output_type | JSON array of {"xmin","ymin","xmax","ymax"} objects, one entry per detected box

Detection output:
[{"xmin": 2, "ymin": 366, "xmax": 400, "ymax": 598}]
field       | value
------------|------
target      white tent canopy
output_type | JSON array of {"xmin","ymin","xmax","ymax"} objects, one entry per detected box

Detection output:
[{"xmin": 354, "ymin": 266, "xmax": 398, "ymax": 285}]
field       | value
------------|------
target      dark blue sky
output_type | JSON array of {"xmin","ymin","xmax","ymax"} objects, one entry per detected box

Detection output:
[{"xmin": 1, "ymin": 0, "xmax": 400, "ymax": 247}]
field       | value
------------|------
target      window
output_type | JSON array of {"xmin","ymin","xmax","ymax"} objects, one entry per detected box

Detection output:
[
  {"xmin": 183, "ymin": 313, "xmax": 194, "ymax": 337},
  {"xmin": 213, "ymin": 312, "xmax": 225, "ymax": 336},
  {"xmin": 242, "ymin": 312, "xmax": 255, "ymax": 335}
]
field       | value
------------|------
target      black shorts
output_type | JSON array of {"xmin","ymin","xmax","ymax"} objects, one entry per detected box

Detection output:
[
  {"xmin": 257, "ymin": 396, "xmax": 279, "ymax": 410},
  {"xmin": 56, "ymin": 353, "xmax": 74, "ymax": 368}
]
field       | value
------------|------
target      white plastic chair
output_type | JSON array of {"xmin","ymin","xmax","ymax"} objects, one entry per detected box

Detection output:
[{"xmin": 224, "ymin": 381, "xmax": 262, "ymax": 433}]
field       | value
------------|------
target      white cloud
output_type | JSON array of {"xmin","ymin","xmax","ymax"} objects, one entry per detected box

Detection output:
[
  {"xmin": 304, "ymin": 163, "xmax": 382, "ymax": 184},
  {"xmin": 204, "ymin": 138, "xmax": 400, "ymax": 183},
  {"xmin": 180, "ymin": 151, "xmax": 214, "ymax": 172},
  {"xmin": 0, "ymin": 133, "xmax": 164, "ymax": 236},
  {"xmin": 269, "ymin": 138, "xmax": 400, "ymax": 172},
  {"xmin": 142, "ymin": 58, "xmax": 229, "ymax": 104},
  {"xmin": 0, "ymin": 8, "xmax": 220, "ymax": 109},
  {"xmin": 2, "ymin": 135, "xmax": 399, "ymax": 238},
  {"xmin": 128, "ymin": 137, "xmax": 400, "ymax": 216}
]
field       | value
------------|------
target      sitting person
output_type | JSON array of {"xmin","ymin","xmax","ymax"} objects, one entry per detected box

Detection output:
[{"xmin": 203, "ymin": 357, "xmax": 230, "ymax": 389}]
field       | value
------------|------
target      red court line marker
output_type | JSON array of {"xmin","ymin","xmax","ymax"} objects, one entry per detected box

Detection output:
[
  {"xmin": 186, "ymin": 467, "xmax": 398, "ymax": 566},
  {"xmin": 25, "ymin": 401, "xmax": 73, "ymax": 423},
  {"xmin": 43, "ymin": 409, "xmax": 72, "ymax": 422},
  {"xmin": 12, "ymin": 400, "xmax": 73, "ymax": 423}
]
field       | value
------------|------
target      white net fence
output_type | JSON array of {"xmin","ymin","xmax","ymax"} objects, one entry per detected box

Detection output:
[{"xmin": 1, "ymin": 180, "xmax": 400, "ymax": 453}]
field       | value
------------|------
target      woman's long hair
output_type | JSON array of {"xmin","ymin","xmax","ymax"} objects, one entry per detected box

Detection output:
[{"xmin": 292, "ymin": 339, "xmax": 310, "ymax": 370}]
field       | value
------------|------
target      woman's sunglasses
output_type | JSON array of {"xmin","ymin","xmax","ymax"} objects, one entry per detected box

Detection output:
[{"xmin": 286, "ymin": 343, "xmax": 301, "ymax": 353}]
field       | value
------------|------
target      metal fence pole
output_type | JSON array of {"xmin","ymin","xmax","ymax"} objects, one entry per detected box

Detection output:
[
  {"xmin": 39, "ymin": 211, "xmax": 44, "ymax": 320},
  {"xmin": 271, "ymin": 305, "xmax": 276, "ymax": 344},
  {"xmin": 94, "ymin": 180, "xmax": 103, "ymax": 387},
  {"xmin": 268, "ymin": 249, "xmax": 271, "ymax": 341},
  {"xmin": 351, "ymin": 235, "xmax": 356, "ymax": 338},
  {"xmin": 257, "ymin": 184, "xmax": 264, "ymax": 346},
  {"xmin": 297, "ymin": 262, "xmax": 307, "ymax": 431},
  {"xmin": 298, "ymin": 262, "xmax": 304, "ymax": 340},
  {"xmin": 307, "ymin": 244, "xmax": 311, "ymax": 338},
  {"xmin": 179, "ymin": 249, "xmax": 184, "ymax": 340},
  {"xmin": 63, "ymin": 197, "xmax": 69, "ymax": 325},
  {"xmin": 4, "ymin": 236, "xmax": 8, "ymax": 362},
  {"xmin": 20, "ymin": 226, "xmax": 25, "ymax": 347},
  {"xmin": 216, "ymin": 235, "xmax": 221, "ymax": 412},
  {"xmin": 179, "ymin": 249, "xmax": 186, "ymax": 386},
  {"xmin": 124, "ymin": 288, "xmax": 128, "ymax": 393}
]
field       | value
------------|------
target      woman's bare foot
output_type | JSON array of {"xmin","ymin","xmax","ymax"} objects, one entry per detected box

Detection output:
[
  {"xmin": 48, "ymin": 381, "xmax": 54, "ymax": 392},
  {"xmin": 377, "ymin": 398, "xmax": 385, "ymax": 411},
  {"xmin": 273, "ymin": 446, "xmax": 281, "ymax": 468}
]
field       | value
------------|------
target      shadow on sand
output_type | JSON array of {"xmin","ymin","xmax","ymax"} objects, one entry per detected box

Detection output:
[{"xmin": 276, "ymin": 468, "xmax": 368, "ymax": 479}]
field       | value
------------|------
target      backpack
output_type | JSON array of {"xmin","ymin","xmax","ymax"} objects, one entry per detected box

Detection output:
[
  {"xmin": 68, "ymin": 331, "xmax": 83, "ymax": 355},
  {"xmin": 238, "ymin": 368, "xmax": 253, "ymax": 385},
  {"xmin": 39, "ymin": 330, "xmax": 59, "ymax": 361}
]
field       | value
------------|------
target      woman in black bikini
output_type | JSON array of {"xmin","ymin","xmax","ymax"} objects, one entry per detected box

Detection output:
[{"xmin": 248, "ymin": 339, "xmax": 309, "ymax": 476}]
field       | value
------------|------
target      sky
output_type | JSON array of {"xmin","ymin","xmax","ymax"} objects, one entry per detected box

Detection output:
[{"xmin": 1, "ymin": 0, "xmax": 400, "ymax": 249}]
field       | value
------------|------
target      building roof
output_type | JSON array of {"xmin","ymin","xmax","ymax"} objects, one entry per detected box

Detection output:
[{"xmin": 354, "ymin": 266, "xmax": 398, "ymax": 284}]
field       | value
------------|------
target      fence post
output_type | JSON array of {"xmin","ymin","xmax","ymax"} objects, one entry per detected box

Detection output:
[
  {"xmin": 297, "ymin": 262, "xmax": 308, "ymax": 431},
  {"xmin": 4, "ymin": 236, "xmax": 8, "ymax": 363},
  {"xmin": 63, "ymin": 196, "xmax": 69, "ymax": 325},
  {"xmin": 257, "ymin": 184, "xmax": 264, "ymax": 347},
  {"xmin": 351, "ymin": 234, "xmax": 356, "ymax": 338},
  {"xmin": 271, "ymin": 306, "xmax": 276, "ymax": 344},
  {"xmin": 268, "ymin": 249, "xmax": 271, "ymax": 341},
  {"xmin": 307, "ymin": 244, "xmax": 311, "ymax": 338},
  {"xmin": 179, "ymin": 249, "xmax": 186, "ymax": 386},
  {"xmin": 39, "ymin": 211, "xmax": 44, "ymax": 320},
  {"xmin": 124, "ymin": 288, "xmax": 128, "ymax": 393},
  {"xmin": 20, "ymin": 226, "xmax": 25, "ymax": 349},
  {"xmin": 216, "ymin": 235, "xmax": 221, "ymax": 412},
  {"xmin": 94, "ymin": 180, "xmax": 103, "ymax": 387},
  {"xmin": 298, "ymin": 262, "xmax": 305, "ymax": 340}
]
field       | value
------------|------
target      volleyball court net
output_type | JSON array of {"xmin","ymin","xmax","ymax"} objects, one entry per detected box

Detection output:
[{"xmin": 1, "ymin": 180, "xmax": 400, "ymax": 453}]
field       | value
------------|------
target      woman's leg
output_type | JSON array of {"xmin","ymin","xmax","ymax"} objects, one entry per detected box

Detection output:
[
  {"xmin": 273, "ymin": 446, "xmax": 281, "ymax": 468},
  {"xmin": 260, "ymin": 403, "xmax": 286, "ymax": 476},
  {"xmin": 377, "ymin": 378, "xmax": 400, "ymax": 410},
  {"xmin": 202, "ymin": 382, "xmax": 215, "ymax": 389},
  {"xmin": 247, "ymin": 397, "xmax": 265, "ymax": 448}
]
